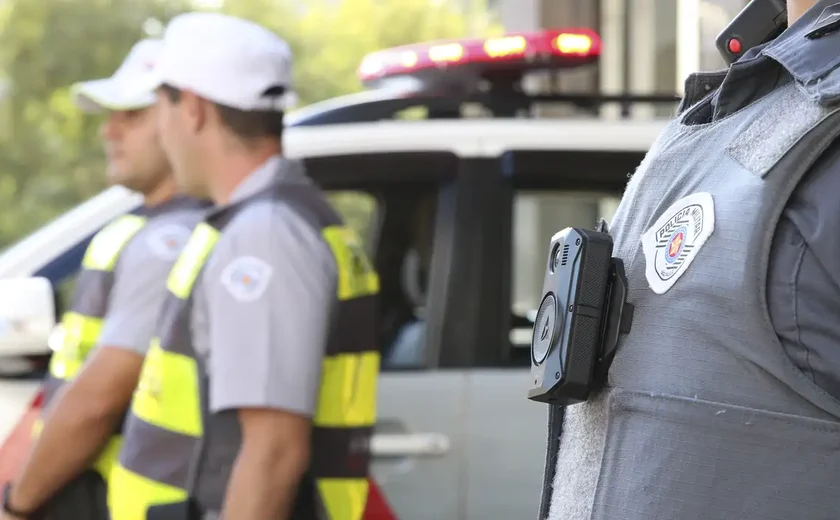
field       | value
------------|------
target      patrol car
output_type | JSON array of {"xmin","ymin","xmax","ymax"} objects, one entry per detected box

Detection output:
[{"xmin": 0, "ymin": 29, "xmax": 672, "ymax": 519}]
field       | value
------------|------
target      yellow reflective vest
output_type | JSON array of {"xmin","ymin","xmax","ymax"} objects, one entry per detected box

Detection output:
[
  {"xmin": 110, "ymin": 182, "xmax": 380, "ymax": 520},
  {"xmin": 35, "ymin": 213, "xmax": 149, "ymax": 478},
  {"xmin": 34, "ymin": 196, "xmax": 209, "ymax": 482}
]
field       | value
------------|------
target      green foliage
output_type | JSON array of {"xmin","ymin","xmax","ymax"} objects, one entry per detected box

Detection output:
[
  {"xmin": 0, "ymin": 0, "xmax": 189, "ymax": 246},
  {"xmin": 0, "ymin": 0, "xmax": 499, "ymax": 248}
]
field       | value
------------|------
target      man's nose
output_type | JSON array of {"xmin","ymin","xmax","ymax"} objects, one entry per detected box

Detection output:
[{"xmin": 99, "ymin": 113, "xmax": 122, "ymax": 140}]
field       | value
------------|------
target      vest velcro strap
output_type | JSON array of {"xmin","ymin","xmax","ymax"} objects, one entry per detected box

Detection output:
[{"xmin": 310, "ymin": 425, "xmax": 374, "ymax": 479}]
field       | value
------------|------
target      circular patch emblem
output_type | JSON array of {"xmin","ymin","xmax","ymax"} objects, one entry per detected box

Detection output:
[
  {"xmin": 664, "ymin": 226, "xmax": 687, "ymax": 264},
  {"xmin": 641, "ymin": 192, "xmax": 716, "ymax": 295}
]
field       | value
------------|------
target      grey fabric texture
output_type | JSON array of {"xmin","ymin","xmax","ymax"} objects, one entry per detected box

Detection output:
[{"xmin": 547, "ymin": 78, "xmax": 840, "ymax": 520}]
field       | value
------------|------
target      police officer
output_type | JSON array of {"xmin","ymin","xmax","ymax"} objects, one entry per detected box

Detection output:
[
  {"xmin": 1, "ymin": 39, "xmax": 207, "ymax": 520},
  {"xmin": 107, "ymin": 12, "xmax": 379, "ymax": 520},
  {"xmin": 540, "ymin": 1, "xmax": 840, "ymax": 519}
]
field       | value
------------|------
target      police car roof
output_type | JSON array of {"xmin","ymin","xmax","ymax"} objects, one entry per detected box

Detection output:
[
  {"xmin": 284, "ymin": 118, "xmax": 667, "ymax": 158},
  {"xmin": 285, "ymin": 29, "xmax": 678, "ymax": 130}
]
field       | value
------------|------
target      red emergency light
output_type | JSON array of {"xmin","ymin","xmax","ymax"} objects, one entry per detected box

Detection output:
[{"xmin": 358, "ymin": 29, "xmax": 602, "ymax": 85}]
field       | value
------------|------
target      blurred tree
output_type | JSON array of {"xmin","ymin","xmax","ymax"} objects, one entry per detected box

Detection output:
[
  {"xmin": 0, "ymin": 0, "xmax": 499, "ymax": 248},
  {"xmin": 0, "ymin": 0, "xmax": 189, "ymax": 247}
]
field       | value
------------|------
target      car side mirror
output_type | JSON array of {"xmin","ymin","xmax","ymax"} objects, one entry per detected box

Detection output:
[{"xmin": 0, "ymin": 277, "xmax": 56, "ymax": 355}]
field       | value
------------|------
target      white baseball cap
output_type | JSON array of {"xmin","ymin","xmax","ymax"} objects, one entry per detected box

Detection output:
[
  {"xmin": 134, "ymin": 12, "xmax": 297, "ymax": 112},
  {"xmin": 71, "ymin": 39, "xmax": 163, "ymax": 113}
]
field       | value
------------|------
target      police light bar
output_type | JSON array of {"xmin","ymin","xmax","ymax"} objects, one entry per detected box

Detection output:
[{"xmin": 358, "ymin": 29, "xmax": 601, "ymax": 86}]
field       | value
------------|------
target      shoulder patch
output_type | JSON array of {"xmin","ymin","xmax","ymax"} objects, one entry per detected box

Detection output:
[
  {"xmin": 146, "ymin": 224, "xmax": 192, "ymax": 261},
  {"xmin": 641, "ymin": 192, "xmax": 715, "ymax": 294},
  {"xmin": 220, "ymin": 256, "xmax": 273, "ymax": 303}
]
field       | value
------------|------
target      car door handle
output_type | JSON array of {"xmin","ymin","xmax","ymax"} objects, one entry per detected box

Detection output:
[{"xmin": 371, "ymin": 432, "xmax": 450, "ymax": 458}]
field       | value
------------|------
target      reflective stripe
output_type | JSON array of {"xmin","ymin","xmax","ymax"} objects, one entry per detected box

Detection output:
[
  {"xmin": 132, "ymin": 339, "xmax": 202, "ymax": 437},
  {"xmin": 109, "ymin": 463, "xmax": 188, "ymax": 520},
  {"xmin": 47, "ymin": 312, "xmax": 103, "ymax": 381},
  {"xmin": 316, "ymin": 351, "xmax": 379, "ymax": 427},
  {"xmin": 322, "ymin": 226, "xmax": 380, "ymax": 300},
  {"xmin": 317, "ymin": 479, "xmax": 369, "ymax": 520},
  {"xmin": 82, "ymin": 215, "xmax": 147, "ymax": 271},
  {"xmin": 166, "ymin": 223, "xmax": 220, "ymax": 300}
]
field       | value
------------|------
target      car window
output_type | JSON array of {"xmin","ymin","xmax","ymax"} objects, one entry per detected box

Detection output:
[
  {"xmin": 326, "ymin": 191, "xmax": 379, "ymax": 253},
  {"xmin": 327, "ymin": 187, "xmax": 439, "ymax": 372},
  {"xmin": 509, "ymin": 190, "xmax": 621, "ymax": 358}
]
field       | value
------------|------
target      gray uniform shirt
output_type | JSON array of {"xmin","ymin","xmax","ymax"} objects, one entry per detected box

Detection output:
[
  {"xmin": 692, "ymin": 8, "xmax": 840, "ymax": 400},
  {"xmin": 97, "ymin": 198, "xmax": 207, "ymax": 355},
  {"xmin": 191, "ymin": 156, "xmax": 338, "ymax": 416}
]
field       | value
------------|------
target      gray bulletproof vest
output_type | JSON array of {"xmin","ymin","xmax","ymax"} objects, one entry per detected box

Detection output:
[{"xmin": 544, "ymin": 80, "xmax": 840, "ymax": 520}]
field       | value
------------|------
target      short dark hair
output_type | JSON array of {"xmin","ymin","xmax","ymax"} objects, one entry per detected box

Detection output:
[{"xmin": 159, "ymin": 84, "xmax": 284, "ymax": 142}]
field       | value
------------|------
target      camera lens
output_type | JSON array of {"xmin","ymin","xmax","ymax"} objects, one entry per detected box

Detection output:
[{"xmin": 549, "ymin": 242, "xmax": 561, "ymax": 273}]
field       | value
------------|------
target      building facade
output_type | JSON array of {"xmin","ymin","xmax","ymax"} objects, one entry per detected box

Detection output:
[{"xmin": 497, "ymin": 0, "xmax": 749, "ymax": 110}]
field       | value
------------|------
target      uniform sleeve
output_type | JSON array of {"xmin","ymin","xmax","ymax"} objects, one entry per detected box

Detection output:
[
  {"xmin": 96, "ymin": 221, "xmax": 194, "ymax": 354},
  {"xmin": 203, "ymin": 202, "xmax": 338, "ymax": 415}
]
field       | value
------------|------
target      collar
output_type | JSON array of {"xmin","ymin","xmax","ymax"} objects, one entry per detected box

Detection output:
[
  {"xmin": 139, "ymin": 194, "xmax": 211, "ymax": 218},
  {"xmin": 762, "ymin": 0, "xmax": 840, "ymax": 103},
  {"xmin": 227, "ymin": 155, "xmax": 309, "ymax": 205}
]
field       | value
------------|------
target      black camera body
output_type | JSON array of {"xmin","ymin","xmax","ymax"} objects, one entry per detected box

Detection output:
[
  {"xmin": 527, "ymin": 227, "xmax": 633, "ymax": 406},
  {"xmin": 715, "ymin": 0, "xmax": 787, "ymax": 64}
]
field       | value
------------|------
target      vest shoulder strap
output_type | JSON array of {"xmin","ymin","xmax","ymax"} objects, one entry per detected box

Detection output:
[
  {"xmin": 207, "ymin": 181, "xmax": 342, "ymax": 231},
  {"xmin": 81, "ymin": 214, "xmax": 147, "ymax": 272}
]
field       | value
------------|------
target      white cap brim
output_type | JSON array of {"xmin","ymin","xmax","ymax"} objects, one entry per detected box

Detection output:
[
  {"xmin": 126, "ymin": 70, "xmax": 165, "ymax": 103},
  {"xmin": 71, "ymin": 77, "xmax": 158, "ymax": 113}
]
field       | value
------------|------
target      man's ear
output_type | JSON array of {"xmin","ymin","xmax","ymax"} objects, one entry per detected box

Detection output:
[{"xmin": 180, "ymin": 90, "xmax": 208, "ymax": 133}]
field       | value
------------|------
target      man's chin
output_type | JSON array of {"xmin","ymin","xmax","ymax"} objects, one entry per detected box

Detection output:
[
  {"xmin": 175, "ymin": 176, "xmax": 205, "ymax": 198},
  {"xmin": 107, "ymin": 171, "xmax": 138, "ymax": 191}
]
